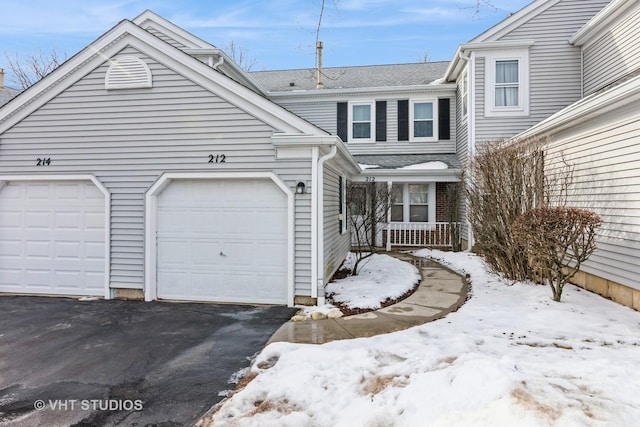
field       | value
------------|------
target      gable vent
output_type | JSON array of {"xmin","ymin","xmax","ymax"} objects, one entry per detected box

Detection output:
[{"xmin": 105, "ymin": 56, "xmax": 152, "ymax": 90}]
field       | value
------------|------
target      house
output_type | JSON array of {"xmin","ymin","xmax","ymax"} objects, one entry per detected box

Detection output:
[
  {"xmin": 444, "ymin": 0, "xmax": 640, "ymax": 309},
  {"xmin": 0, "ymin": 11, "xmax": 361, "ymax": 307},
  {"xmin": 250, "ymin": 64, "xmax": 462, "ymax": 250},
  {"xmin": 2, "ymin": 1, "xmax": 638, "ymax": 309}
]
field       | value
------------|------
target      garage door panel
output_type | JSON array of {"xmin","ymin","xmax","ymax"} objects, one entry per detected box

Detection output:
[
  {"xmin": 0, "ymin": 181, "xmax": 106, "ymax": 296},
  {"xmin": 157, "ymin": 179, "xmax": 288, "ymax": 304}
]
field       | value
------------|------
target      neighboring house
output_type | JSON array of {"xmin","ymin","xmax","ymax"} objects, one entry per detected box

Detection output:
[
  {"xmin": 0, "ymin": 11, "xmax": 360, "ymax": 306},
  {"xmin": 444, "ymin": 0, "xmax": 640, "ymax": 309},
  {"xmin": 0, "ymin": 69, "xmax": 20, "ymax": 107}
]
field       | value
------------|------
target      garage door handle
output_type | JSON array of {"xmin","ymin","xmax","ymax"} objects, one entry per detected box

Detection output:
[{"xmin": 220, "ymin": 251, "xmax": 227, "ymax": 257}]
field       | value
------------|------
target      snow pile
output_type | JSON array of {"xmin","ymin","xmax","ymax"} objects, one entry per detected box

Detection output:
[
  {"xmin": 210, "ymin": 250, "xmax": 640, "ymax": 427},
  {"xmin": 325, "ymin": 253, "xmax": 420, "ymax": 309},
  {"xmin": 400, "ymin": 161, "xmax": 449, "ymax": 170}
]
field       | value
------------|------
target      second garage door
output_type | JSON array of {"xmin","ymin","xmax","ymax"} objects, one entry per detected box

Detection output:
[{"xmin": 156, "ymin": 179, "xmax": 288, "ymax": 304}]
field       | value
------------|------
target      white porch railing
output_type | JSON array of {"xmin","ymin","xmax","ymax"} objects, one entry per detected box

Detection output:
[{"xmin": 384, "ymin": 222, "xmax": 461, "ymax": 250}]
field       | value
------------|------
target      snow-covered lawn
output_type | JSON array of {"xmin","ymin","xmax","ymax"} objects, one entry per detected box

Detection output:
[
  {"xmin": 211, "ymin": 250, "xmax": 640, "ymax": 427},
  {"xmin": 325, "ymin": 253, "xmax": 420, "ymax": 310}
]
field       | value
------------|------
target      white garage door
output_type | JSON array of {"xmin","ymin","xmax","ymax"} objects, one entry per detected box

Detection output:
[
  {"xmin": 0, "ymin": 180, "xmax": 106, "ymax": 296},
  {"xmin": 156, "ymin": 179, "xmax": 288, "ymax": 304}
]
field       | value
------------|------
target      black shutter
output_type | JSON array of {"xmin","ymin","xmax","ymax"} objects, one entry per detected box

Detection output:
[
  {"xmin": 376, "ymin": 101, "xmax": 387, "ymax": 142},
  {"xmin": 438, "ymin": 98, "xmax": 451, "ymax": 140},
  {"xmin": 337, "ymin": 102, "xmax": 348, "ymax": 142},
  {"xmin": 397, "ymin": 100, "xmax": 409, "ymax": 141}
]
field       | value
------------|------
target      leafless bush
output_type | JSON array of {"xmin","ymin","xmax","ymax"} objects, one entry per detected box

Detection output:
[
  {"xmin": 466, "ymin": 138, "xmax": 573, "ymax": 280},
  {"xmin": 466, "ymin": 140, "xmax": 542, "ymax": 280},
  {"xmin": 348, "ymin": 182, "xmax": 392, "ymax": 275},
  {"xmin": 4, "ymin": 50, "xmax": 66, "ymax": 89},
  {"xmin": 512, "ymin": 207, "xmax": 601, "ymax": 302}
]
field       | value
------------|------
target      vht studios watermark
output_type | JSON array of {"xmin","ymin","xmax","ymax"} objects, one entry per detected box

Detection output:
[{"xmin": 34, "ymin": 399, "xmax": 143, "ymax": 411}]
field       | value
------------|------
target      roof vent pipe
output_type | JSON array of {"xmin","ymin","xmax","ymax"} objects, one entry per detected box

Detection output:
[
  {"xmin": 316, "ymin": 41, "xmax": 324, "ymax": 89},
  {"xmin": 0, "ymin": 68, "xmax": 4, "ymax": 88}
]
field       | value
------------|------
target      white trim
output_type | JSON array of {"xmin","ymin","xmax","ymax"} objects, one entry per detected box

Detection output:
[
  {"xmin": 144, "ymin": 172, "xmax": 295, "ymax": 306},
  {"xmin": 484, "ymin": 49, "xmax": 530, "ymax": 117},
  {"xmin": 409, "ymin": 98, "xmax": 438, "ymax": 142},
  {"xmin": 132, "ymin": 10, "xmax": 216, "ymax": 49},
  {"xmin": 570, "ymin": 0, "xmax": 635, "ymax": 46},
  {"xmin": 0, "ymin": 174, "xmax": 111, "ymax": 299},
  {"xmin": 348, "ymin": 101, "xmax": 375, "ymax": 143},
  {"xmin": 0, "ymin": 20, "xmax": 324, "ymax": 136}
]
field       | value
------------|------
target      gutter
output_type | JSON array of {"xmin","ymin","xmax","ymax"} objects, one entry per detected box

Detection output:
[{"xmin": 313, "ymin": 145, "xmax": 337, "ymax": 304}]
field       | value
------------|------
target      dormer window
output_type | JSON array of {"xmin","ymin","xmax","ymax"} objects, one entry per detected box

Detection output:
[{"xmin": 485, "ymin": 49, "xmax": 529, "ymax": 117}]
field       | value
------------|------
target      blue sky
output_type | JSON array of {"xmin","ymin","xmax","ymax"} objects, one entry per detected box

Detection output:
[{"xmin": 1, "ymin": 0, "xmax": 531, "ymax": 85}]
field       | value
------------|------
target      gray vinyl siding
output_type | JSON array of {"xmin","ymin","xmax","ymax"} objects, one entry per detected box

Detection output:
[
  {"xmin": 276, "ymin": 99, "xmax": 336, "ymax": 135},
  {"xmin": 455, "ymin": 77, "xmax": 470, "ymax": 242},
  {"xmin": 0, "ymin": 46, "xmax": 313, "ymax": 297},
  {"xmin": 475, "ymin": 0, "xmax": 609, "ymax": 143},
  {"xmin": 323, "ymin": 165, "xmax": 350, "ymax": 285},
  {"xmin": 542, "ymin": 105, "xmax": 640, "ymax": 290},
  {"xmin": 582, "ymin": 3, "xmax": 640, "ymax": 96},
  {"xmin": 272, "ymin": 92, "xmax": 457, "ymax": 155}
]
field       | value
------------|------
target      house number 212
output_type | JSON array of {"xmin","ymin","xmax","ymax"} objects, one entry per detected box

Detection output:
[{"xmin": 208, "ymin": 154, "xmax": 226, "ymax": 163}]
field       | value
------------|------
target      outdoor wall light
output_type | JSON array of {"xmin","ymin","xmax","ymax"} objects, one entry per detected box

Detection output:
[{"xmin": 296, "ymin": 181, "xmax": 306, "ymax": 194}]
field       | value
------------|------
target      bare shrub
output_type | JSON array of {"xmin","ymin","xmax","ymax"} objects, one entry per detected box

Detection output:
[
  {"xmin": 348, "ymin": 182, "xmax": 392, "ymax": 275},
  {"xmin": 466, "ymin": 138, "xmax": 573, "ymax": 281},
  {"xmin": 466, "ymin": 140, "xmax": 542, "ymax": 280},
  {"xmin": 512, "ymin": 207, "xmax": 601, "ymax": 302}
]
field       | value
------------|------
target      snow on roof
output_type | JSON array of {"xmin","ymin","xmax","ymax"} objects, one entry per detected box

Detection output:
[{"xmin": 399, "ymin": 161, "xmax": 449, "ymax": 170}]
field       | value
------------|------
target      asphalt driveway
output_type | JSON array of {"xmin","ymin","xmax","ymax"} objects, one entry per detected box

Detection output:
[{"xmin": 0, "ymin": 296, "xmax": 295, "ymax": 426}]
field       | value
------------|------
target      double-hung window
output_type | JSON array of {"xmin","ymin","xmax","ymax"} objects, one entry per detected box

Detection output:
[
  {"xmin": 485, "ymin": 49, "xmax": 529, "ymax": 117},
  {"xmin": 495, "ymin": 60, "xmax": 519, "ymax": 107},
  {"xmin": 349, "ymin": 102, "xmax": 374, "ymax": 142},
  {"xmin": 390, "ymin": 183, "xmax": 434, "ymax": 223},
  {"xmin": 410, "ymin": 100, "xmax": 437, "ymax": 141}
]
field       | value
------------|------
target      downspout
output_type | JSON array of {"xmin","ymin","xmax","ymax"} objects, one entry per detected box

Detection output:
[
  {"xmin": 315, "ymin": 145, "xmax": 338, "ymax": 305},
  {"xmin": 459, "ymin": 50, "xmax": 476, "ymax": 251},
  {"xmin": 310, "ymin": 147, "xmax": 319, "ymax": 301}
]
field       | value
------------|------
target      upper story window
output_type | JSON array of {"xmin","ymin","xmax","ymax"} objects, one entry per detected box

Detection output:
[
  {"xmin": 349, "ymin": 102, "xmax": 374, "ymax": 142},
  {"xmin": 484, "ymin": 49, "xmax": 529, "ymax": 117},
  {"xmin": 495, "ymin": 60, "xmax": 519, "ymax": 107},
  {"xmin": 410, "ymin": 100, "xmax": 437, "ymax": 142},
  {"xmin": 461, "ymin": 70, "xmax": 469, "ymax": 117}
]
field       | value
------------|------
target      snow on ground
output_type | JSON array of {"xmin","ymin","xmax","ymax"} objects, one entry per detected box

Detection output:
[
  {"xmin": 325, "ymin": 253, "xmax": 420, "ymax": 309},
  {"xmin": 211, "ymin": 250, "xmax": 640, "ymax": 427}
]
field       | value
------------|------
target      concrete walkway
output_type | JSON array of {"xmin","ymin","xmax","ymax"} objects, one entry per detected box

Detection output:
[{"xmin": 268, "ymin": 253, "xmax": 469, "ymax": 345}]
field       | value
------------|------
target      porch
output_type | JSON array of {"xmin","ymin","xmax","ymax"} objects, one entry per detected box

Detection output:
[{"xmin": 383, "ymin": 222, "xmax": 462, "ymax": 250}]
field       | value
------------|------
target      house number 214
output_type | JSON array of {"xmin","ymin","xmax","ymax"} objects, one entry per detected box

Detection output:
[{"xmin": 208, "ymin": 154, "xmax": 226, "ymax": 163}]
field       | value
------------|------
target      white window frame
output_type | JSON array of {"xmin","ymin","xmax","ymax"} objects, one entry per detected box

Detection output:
[
  {"xmin": 484, "ymin": 49, "xmax": 529, "ymax": 117},
  {"xmin": 348, "ymin": 101, "xmax": 375, "ymax": 143},
  {"xmin": 461, "ymin": 69, "xmax": 469, "ymax": 118},
  {"xmin": 389, "ymin": 183, "xmax": 436, "ymax": 223},
  {"xmin": 409, "ymin": 99, "xmax": 438, "ymax": 142}
]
